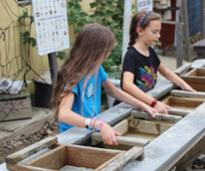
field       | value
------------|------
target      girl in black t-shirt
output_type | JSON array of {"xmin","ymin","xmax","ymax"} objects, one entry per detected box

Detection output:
[{"xmin": 115, "ymin": 11, "xmax": 195, "ymax": 113}]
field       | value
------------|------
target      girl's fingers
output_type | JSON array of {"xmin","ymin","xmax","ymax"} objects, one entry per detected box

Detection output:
[
  {"xmin": 151, "ymin": 112, "xmax": 156, "ymax": 118},
  {"xmin": 114, "ymin": 130, "xmax": 121, "ymax": 136},
  {"xmin": 165, "ymin": 104, "xmax": 172, "ymax": 109},
  {"xmin": 150, "ymin": 108, "xmax": 157, "ymax": 118},
  {"xmin": 104, "ymin": 136, "xmax": 111, "ymax": 145}
]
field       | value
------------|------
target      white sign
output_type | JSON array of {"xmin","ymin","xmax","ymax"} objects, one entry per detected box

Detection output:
[
  {"xmin": 32, "ymin": 0, "xmax": 70, "ymax": 55},
  {"xmin": 137, "ymin": 0, "xmax": 153, "ymax": 12}
]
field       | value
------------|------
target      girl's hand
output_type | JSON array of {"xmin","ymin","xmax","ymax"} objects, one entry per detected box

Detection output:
[
  {"xmin": 142, "ymin": 104, "xmax": 157, "ymax": 118},
  {"xmin": 99, "ymin": 123, "xmax": 120, "ymax": 146},
  {"xmin": 154, "ymin": 101, "xmax": 171, "ymax": 114}
]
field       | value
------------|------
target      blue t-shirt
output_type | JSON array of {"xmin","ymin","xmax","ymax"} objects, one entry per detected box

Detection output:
[{"xmin": 59, "ymin": 65, "xmax": 108, "ymax": 132}]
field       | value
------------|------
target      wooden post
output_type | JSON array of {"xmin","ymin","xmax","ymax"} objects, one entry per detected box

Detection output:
[
  {"xmin": 202, "ymin": 0, "xmax": 205, "ymax": 38},
  {"xmin": 181, "ymin": 0, "xmax": 191, "ymax": 61},
  {"xmin": 176, "ymin": 22, "xmax": 184, "ymax": 67},
  {"xmin": 122, "ymin": 0, "xmax": 132, "ymax": 64},
  {"xmin": 48, "ymin": 53, "xmax": 58, "ymax": 84}
]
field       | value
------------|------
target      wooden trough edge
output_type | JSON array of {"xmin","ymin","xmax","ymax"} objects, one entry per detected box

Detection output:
[
  {"xmin": 130, "ymin": 111, "xmax": 182, "ymax": 122},
  {"xmin": 91, "ymin": 132, "xmax": 149, "ymax": 147},
  {"xmin": 171, "ymin": 90, "xmax": 205, "ymax": 98}
]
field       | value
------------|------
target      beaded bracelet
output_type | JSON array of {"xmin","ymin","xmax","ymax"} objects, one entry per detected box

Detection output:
[{"xmin": 150, "ymin": 98, "xmax": 158, "ymax": 107}]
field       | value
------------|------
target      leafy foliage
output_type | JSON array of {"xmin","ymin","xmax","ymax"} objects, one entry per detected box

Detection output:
[
  {"xmin": 67, "ymin": 0, "xmax": 124, "ymax": 72},
  {"xmin": 19, "ymin": 11, "xmax": 36, "ymax": 47}
]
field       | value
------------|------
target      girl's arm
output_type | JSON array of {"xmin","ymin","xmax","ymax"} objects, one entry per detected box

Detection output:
[
  {"xmin": 122, "ymin": 71, "xmax": 155, "ymax": 105},
  {"xmin": 103, "ymin": 79, "xmax": 157, "ymax": 117},
  {"xmin": 58, "ymin": 92, "xmax": 86, "ymax": 127},
  {"xmin": 58, "ymin": 92, "xmax": 120, "ymax": 145},
  {"xmin": 121, "ymin": 72, "xmax": 169, "ymax": 113},
  {"xmin": 158, "ymin": 63, "xmax": 195, "ymax": 91}
]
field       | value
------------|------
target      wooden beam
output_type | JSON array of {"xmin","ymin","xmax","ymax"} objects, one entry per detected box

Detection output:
[
  {"xmin": 128, "ymin": 118, "xmax": 173, "ymax": 136},
  {"xmin": 97, "ymin": 146, "xmax": 144, "ymax": 171},
  {"xmin": 65, "ymin": 145, "xmax": 122, "ymax": 169},
  {"xmin": 91, "ymin": 132, "xmax": 149, "ymax": 147},
  {"xmin": 167, "ymin": 108, "xmax": 190, "ymax": 116},
  {"xmin": 130, "ymin": 111, "xmax": 182, "ymax": 123},
  {"xmin": 171, "ymin": 90, "xmax": 205, "ymax": 99},
  {"xmin": 164, "ymin": 96, "xmax": 204, "ymax": 108},
  {"xmin": 113, "ymin": 119, "xmax": 128, "ymax": 135},
  {"xmin": 201, "ymin": 0, "xmax": 205, "ymax": 38},
  {"xmin": 175, "ymin": 63, "xmax": 191, "ymax": 75},
  {"xmin": 122, "ymin": 0, "xmax": 132, "ymax": 63},
  {"xmin": 181, "ymin": 76, "xmax": 205, "ymax": 91},
  {"xmin": 8, "ymin": 163, "xmax": 57, "ymax": 171},
  {"xmin": 27, "ymin": 145, "xmax": 66, "ymax": 170}
]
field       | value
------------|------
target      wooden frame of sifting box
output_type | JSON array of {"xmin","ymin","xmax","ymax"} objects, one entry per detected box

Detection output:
[
  {"xmin": 181, "ymin": 68, "xmax": 205, "ymax": 91},
  {"xmin": 5, "ymin": 137, "xmax": 144, "ymax": 171}
]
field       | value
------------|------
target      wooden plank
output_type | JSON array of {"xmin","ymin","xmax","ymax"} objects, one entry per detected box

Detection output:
[
  {"xmin": 113, "ymin": 119, "xmax": 128, "ymax": 135},
  {"xmin": 91, "ymin": 133, "xmax": 149, "ymax": 147},
  {"xmin": 65, "ymin": 145, "xmax": 122, "ymax": 169},
  {"xmin": 184, "ymin": 68, "xmax": 197, "ymax": 76},
  {"xmin": 122, "ymin": 102, "xmax": 205, "ymax": 171},
  {"xmin": 130, "ymin": 111, "xmax": 182, "ymax": 123},
  {"xmin": 27, "ymin": 145, "xmax": 66, "ymax": 170},
  {"xmin": 168, "ymin": 108, "xmax": 190, "ymax": 116},
  {"xmin": 163, "ymin": 96, "xmax": 204, "ymax": 108},
  {"xmin": 129, "ymin": 118, "xmax": 173, "ymax": 136},
  {"xmin": 9, "ymin": 163, "xmax": 57, "ymax": 171},
  {"xmin": 97, "ymin": 146, "xmax": 143, "ymax": 171},
  {"xmin": 175, "ymin": 63, "xmax": 191, "ymax": 75},
  {"xmin": 181, "ymin": 76, "xmax": 205, "ymax": 91},
  {"xmin": 171, "ymin": 90, "xmax": 205, "ymax": 99},
  {"xmin": 182, "ymin": 75, "xmax": 205, "ymax": 81},
  {"xmin": 184, "ymin": 68, "xmax": 205, "ymax": 77},
  {"xmin": 5, "ymin": 136, "xmax": 57, "ymax": 165},
  {"xmin": 60, "ymin": 165, "xmax": 93, "ymax": 171}
]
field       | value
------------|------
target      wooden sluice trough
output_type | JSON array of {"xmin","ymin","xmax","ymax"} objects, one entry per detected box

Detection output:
[
  {"xmin": 163, "ymin": 90, "xmax": 205, "ymax": 116},
  {"xmin": 2, "ymin": 63, "xmax": 205, "ymax": 171},
  {"xmin": 180, "ymin": 68, "xmax": 205, "ymax": 91},
  {"xmin": 91, "ymin": 111, "xmax": 181, "ymax": 150}
]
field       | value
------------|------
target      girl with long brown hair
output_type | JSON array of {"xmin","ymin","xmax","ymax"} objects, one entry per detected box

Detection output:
[{"xmin": 53, "ymin": 23, "xmax": 156, "ymax": 146}]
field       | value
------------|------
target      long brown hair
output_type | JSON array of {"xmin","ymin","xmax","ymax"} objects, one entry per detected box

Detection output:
[
  {"xmin": 129, "ymin": 11, "xmax": 161, "ymax": 46},
  {"xmin": 53, "ymin": 23, "xmax": 115, "ymax": 110}
]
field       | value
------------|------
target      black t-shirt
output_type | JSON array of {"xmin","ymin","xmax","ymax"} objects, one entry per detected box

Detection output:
[{"xmin": 121, "ymin": 46, "xmax": 161, "ymax": 92}]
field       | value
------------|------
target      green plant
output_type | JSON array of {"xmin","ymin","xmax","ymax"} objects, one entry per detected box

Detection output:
[
  {"xmin": 19, "ymin": 11, "xmax": 36, "ymax": 47},
  {"xmin": 68, "ymin": 0, "xmax": 124, "ymax": 73},
  {"xmin": 90, "ymin": 0, "xmax": 123, "ymax": 72}
]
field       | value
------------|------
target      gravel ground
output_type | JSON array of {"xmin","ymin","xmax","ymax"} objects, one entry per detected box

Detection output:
[{"xmin": 0, "ymin": 121, "xmax": 58, "ymax": 164}]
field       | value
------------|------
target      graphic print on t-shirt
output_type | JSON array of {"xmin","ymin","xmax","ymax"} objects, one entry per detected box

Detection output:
[{"xmin": 136, "ymin": 65, "xmax": 157, "ymax": 92}]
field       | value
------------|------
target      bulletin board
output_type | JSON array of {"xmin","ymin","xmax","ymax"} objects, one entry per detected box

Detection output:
[{"xmin": 32, "ymin": 0, "xmax": 70, "ymax": 55}]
